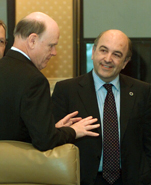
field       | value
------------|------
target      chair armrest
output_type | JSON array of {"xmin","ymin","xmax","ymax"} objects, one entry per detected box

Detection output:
[{"xmin": 0, "ymin": 140, "xmax": 80, "ymax": 185}]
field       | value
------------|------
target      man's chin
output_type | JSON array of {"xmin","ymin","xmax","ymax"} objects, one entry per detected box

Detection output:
[{"xmin": 40, "ymin": 63, "xmax": 48, "ymax": 70}]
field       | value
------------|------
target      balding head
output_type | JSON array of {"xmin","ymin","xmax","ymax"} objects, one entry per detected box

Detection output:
[
  {"xmin": 94, "ymin": 29, "xmax": 132, "ymax": 60},
  {"xmin": 13, "ymin": 12, "xmax": 60, "ymax": 70},
  {"xmin": 14, "ymin": 12, "xmax": 59, "ymax": 39},
  {"xmin": 25, "ymin": 12, "xmax": 55, "ymax": 22}
]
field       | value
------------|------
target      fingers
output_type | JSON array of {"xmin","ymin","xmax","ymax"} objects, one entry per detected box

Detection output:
[
  {"xmin": 71, "ymin": 116, "xmax": 100, "ymax": 139},
  {"xmin": 55, "ymin": 112, "xmax": 81, "ymax": 128},
  {"xmin": 70, "ymin": 117, "xmax": 82, "ymax": 123},
  {"xmin": 63, "ymin": 121, "xmax": 73, "ymax": 127},
  {"xmin": 63, "ymin": 117, "xmax": 82, "ymax": 127},
  {"xmin": 83, "ymin": 124, "xmax": 100, "ymax": 136},
  {"xmin": 62, "ymin": 111, "xmax": 79, "ymax": 122},
  {"xmin": 55, "ymin": 121, "xmax": 63, "ymax": 128},
  {"xmin": 83, "ymin": 123, "xmax": 100, "ymax": 137},
  {"xmin": 80, "ymin": 116, "xmax": 93, "ymax": 121},
  {"xmin": 57, "ymin": 114, "xmax": 100, "ymax": 139},
  {"xmin": 86, "ymin": 118, "xmax": 98, "ymax": 125},
  {"xmin": 78, "ymin": 117, "xmax": 98, "ymax": 125},
  {"xmin": 84, "ymin": 123, "xmax": 100, "ymax": 131},
  {"xmin": 84, "ymin": 131, "xmax": 99, "ymax": 137}
]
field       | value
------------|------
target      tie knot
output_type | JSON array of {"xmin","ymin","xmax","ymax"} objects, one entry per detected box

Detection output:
[{"xmin": 103, "ymin": 84, "xmax": 112, "ymax": 92}]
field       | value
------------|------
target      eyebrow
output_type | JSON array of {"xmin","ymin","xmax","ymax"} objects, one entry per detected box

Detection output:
[
  {"xmin": 99, "ymin": 45, "xmax": 108, "ymax": 50},
  {"xmin": 0, "ymin": 37, "xmax": 5, "ymax": 40},
  {"xmin": 99, "ymin": 45, "xmax": 123, "ymax": 57},
  {"xmin": 48, "ymin": 43, "xmax": 58, "ymax": 47}
]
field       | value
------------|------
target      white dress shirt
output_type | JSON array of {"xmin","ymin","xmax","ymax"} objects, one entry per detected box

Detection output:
[{"xmin": 11, "ymin": 46, "xmax": 31, "ymax": 60}]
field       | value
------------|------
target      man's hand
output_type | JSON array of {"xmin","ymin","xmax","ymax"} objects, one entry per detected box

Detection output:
[
  {"xmin": 55, "ymin": 111, "xmax": 82, "ymax": 128},
  {"xmin": 70, "ymin": 116, "xmax": 99, "ymax": 139},
  {"xmin": 55, "ymin": 111, "xmax": 100, "ymax": 139}
]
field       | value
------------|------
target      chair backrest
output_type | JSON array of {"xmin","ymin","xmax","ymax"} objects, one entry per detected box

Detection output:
[{"xmin": 0, "ymin": 140, "xmax": 80, "ymax": 185}]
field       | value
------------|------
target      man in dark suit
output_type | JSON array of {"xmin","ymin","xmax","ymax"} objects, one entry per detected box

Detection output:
[
  {"xmin": 0, "ymin": 19, "xmax": 7, "ymax": 59},
  {"xmin": 0, "ymin": 12, "xmax": 100, "ymax": 151},
  {"xmin": 52, "ymin": 30, "xmax": 151, "ymax": 184}
]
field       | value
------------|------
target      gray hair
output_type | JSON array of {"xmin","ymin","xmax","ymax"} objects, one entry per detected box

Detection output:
[{"xmin": 13, "ymin": 19, "xmax": 46, "ymax": 39}]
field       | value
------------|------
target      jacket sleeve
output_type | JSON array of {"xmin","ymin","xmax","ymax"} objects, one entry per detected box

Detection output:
[
  {"xmin": 52, "ymin": 81, "xmax": 70, "ymax": 122},
  {"xmin": 20, "ymin": 74, "xmax": 76, "ymax": 151}
]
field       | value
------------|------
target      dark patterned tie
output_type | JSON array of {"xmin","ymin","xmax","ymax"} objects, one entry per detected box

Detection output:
[{"xmin": 102, "ymin": 84, "xmax": 120, "ymax": 184}]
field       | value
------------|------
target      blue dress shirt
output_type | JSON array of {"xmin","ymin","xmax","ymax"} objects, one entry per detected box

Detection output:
[{"xmin": 92, "ymin": 70, "xmax": 121, "ymax": 171}]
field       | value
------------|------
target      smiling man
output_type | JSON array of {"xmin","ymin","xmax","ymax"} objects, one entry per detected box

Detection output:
[{"xmin": 52, "ymin": 29, "xmax": 151, "ymax": 185}]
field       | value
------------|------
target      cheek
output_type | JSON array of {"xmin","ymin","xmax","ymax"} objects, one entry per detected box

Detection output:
[
  {"xmin": 0, "ymin": 47, "xmax": 5, "ymax": 53},
  {"xmin": 115, "ymin": 60, "xmax": 127, "ymax": 69},
  {"xmin": 115, "ymin": 64, "xmax": 125, "ymax": 74},
  {"xmin": 43, "ymin": 47, "xmax": 51, "ymax": 56},
  {"xmin": 92, "ymin": 53, "xmax": 100, "ymax": 63},
  {"xmin": 91, "ymin": 53, "xmax": 94, "ymax": 60},
  {"xmin": 118, "ymin": 61, "xmax": 127, "ymax": 71}
]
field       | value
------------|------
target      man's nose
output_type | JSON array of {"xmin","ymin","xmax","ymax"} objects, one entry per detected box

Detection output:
[
  {"xmin": 51, "ymin": 46, "xmax": 57, "ymax": 56},
  {"xmin": 105, "ymin": 53, "xmax": 112, "ymax": 62}
]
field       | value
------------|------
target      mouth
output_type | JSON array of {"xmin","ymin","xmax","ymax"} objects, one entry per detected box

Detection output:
[
  {"xmin": 46, "ymin": 57, "xmax": 51, "ymax": 62},
  {"xmin": 101, "ymin": 63, "xmax": 113, "ymax": 69}
]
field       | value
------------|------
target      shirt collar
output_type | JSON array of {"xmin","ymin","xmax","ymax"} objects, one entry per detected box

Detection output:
[
  {"xmin": 92, "ymin": 69, "xmax": 120, "ymax": 91},
  {"xmin": 11, "ymin": 46, "xmax": 31, "ymax": 60}
]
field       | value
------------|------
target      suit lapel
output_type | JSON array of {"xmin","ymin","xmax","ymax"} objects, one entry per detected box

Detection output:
[
  {"xmin": 120, "ymin": 74, "xmax": 136, "ymax": 142},
  {"xmin": 78, "ymin": 72, "xmax": 101, "ymax": 133}
]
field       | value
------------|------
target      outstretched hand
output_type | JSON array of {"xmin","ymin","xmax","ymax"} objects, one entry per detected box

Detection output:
[
  {"xmin": 55, "ymin": 111, "xmax": 82, "ymax": 128},
  {"xmin": 70, "ymin": 116, "xmax": 99, "ymax": 139},
  {"xmin": 55, "ymin": 111, "xmax": 100, "ymax": 139}
]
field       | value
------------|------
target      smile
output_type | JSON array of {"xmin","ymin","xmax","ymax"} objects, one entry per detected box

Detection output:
[
  {"xmin": 101, "ymin": 64, "xmax": 113, "ymax": 69},
  {"xmin": 104, "ymin": 65, "xmax": 111, "ymax": 68}
]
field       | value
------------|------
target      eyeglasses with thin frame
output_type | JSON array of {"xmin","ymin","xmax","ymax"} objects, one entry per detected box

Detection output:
[{"xmin": 0, "ymin": 39, "xmax": 7, "ymax": 47}]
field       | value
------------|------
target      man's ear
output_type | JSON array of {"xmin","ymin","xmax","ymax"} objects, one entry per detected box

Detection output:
[
  {"xmin": 122, "ymin": 57, "xmax": 131, "ymax": 69},
  {"xmin": 27, "ymin": 33, "xmax": 38, "ymax": 49}
]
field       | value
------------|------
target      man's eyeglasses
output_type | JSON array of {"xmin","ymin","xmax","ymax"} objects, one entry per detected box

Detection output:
[{"xmin": 0, "ymin": 39, "xmax": 7, "ymax": 47}]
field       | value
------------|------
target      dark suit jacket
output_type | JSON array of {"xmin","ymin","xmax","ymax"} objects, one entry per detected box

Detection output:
[
  {"xmin": 0, "ymin": 50, "xmax": 75, "ymax": 151},
  {"xmin": 52, "ymin": 71, "xmax": 151, "ymax": 185}
]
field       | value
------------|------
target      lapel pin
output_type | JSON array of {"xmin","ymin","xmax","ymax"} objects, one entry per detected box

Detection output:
[{"xmin": 129, "ymin": 92, "xmax": 134, "ymax": 96}]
